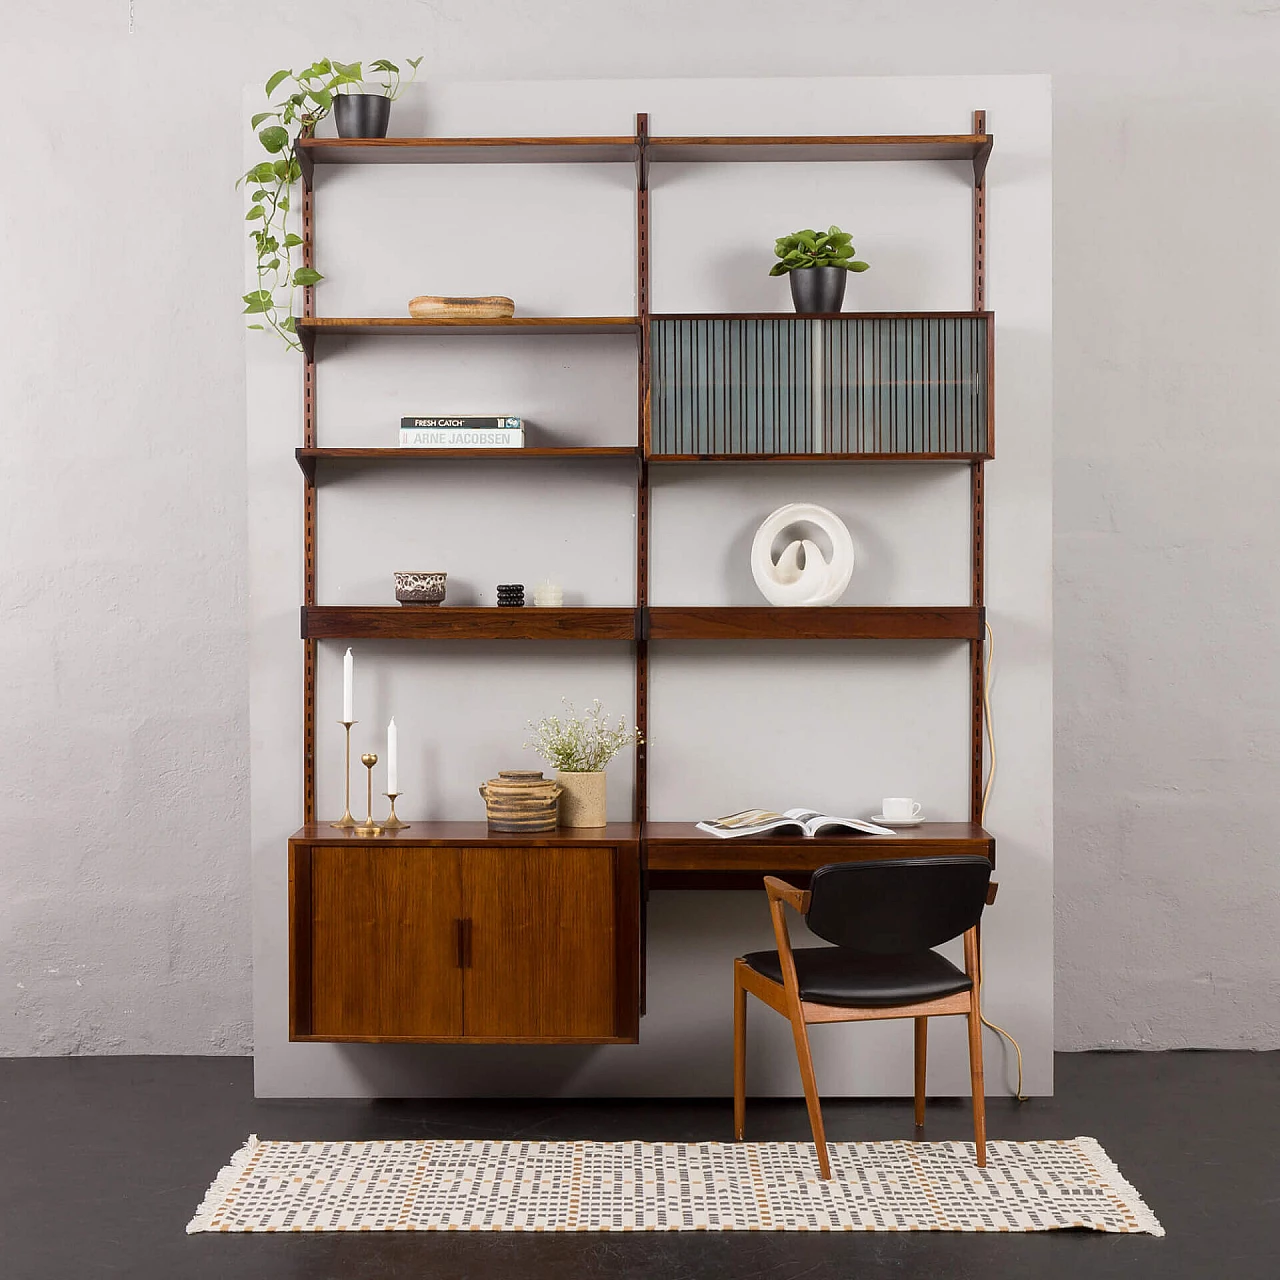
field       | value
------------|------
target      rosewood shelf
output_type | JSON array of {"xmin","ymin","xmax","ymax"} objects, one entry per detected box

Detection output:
[
  {"xmin": 644, "ymin": 821, "xmax": 994, "ymax": 889},
  {"xmin": 296, "ymin": 316, "xmax": 640, "ymax": 358},
  {"xmin": 302, "ymin": 606, "xmax": 638, "ymax": 641},
  {"xmin": 296, "ymin": 133, "xmax": 993, "ymax": 183},
  {"xmin": 646, "ymin": 606, "xmax": 984, "ymax": 642},
  {"xmin": 650, "ymin": 135, "xmax": 990, "ymax": 177},
  {"xmin": 296, "ymin": 446, "xmax": 639, "ymax": 482},
  {"xmin": 298, "ymin": 136, "xmax": 639, "ymax": 169}
]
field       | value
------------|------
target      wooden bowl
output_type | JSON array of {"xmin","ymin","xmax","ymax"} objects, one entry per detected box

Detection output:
[{"xmin": 408, "ymin": 295, "xmax": 516, "ymax": 320}]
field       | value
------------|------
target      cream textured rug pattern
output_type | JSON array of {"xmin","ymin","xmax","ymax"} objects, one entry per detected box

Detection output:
[{"xmin": 188, "ymin": 1135, "xmax": 1163, "ymax": 1234}]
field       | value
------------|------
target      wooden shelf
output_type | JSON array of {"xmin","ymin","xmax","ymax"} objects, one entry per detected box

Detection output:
[
  {"xmin": 302, "ymin": 606, "xmax": 638, "ymax": 641},
  {"xmin": 291, "ymin": 822, "xmax": 642, "ymax": 847},
  {"xmin": 298, "ymin": 136, "xmax": 639, "ymax": 169},
  {"xmin": 296, "ymin": 316, "xmax": 640, "ymax": 358},
  {"xmin": 646, "ymin": 606, "xmax": 984, "ymax": 642},
  {"xmin": 644, "ymin": 821, "xmax": 994, "ymax": 889},
  {"xmin": 303, "ymin": 606, "xmax": 982, "ymax": 642},
  {"xmin": 298, "ymin": 316, "xmax": 638, "ymax": 336},
  {"xmin": 296, "ymin": 446, "xmax": 639, "ymax": 481},
  {"xmin": 650, "ymin": 134, "xmax": 990, "ymax": 170},
  {"xmin": 296, "ymin": 133, "xmax": 993, "ymax": 183}
]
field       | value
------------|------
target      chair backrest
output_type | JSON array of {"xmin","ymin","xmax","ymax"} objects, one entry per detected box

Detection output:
[{"xmin": 805, "ymin": 856, "xmax": 991, "ymax": 954}]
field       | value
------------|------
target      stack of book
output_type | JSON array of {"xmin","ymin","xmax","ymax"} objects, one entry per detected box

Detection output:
[{"xmin": 399, "ymin": 416, "xmax": 525, "ymax": 448}]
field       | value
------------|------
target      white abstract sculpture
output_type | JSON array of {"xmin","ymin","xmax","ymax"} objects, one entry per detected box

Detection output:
[{"xmin": 750, "ymin": 503, "xmax": 855, "ymax": 607}]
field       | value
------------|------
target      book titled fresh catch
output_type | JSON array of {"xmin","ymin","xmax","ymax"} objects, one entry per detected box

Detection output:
[{"xmin": 399, "ymin": 416, "xmax": 524, "ymax": 448}]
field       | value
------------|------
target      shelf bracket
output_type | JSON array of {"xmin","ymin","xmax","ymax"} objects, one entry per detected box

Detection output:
[
  {"xmin": 635, "ymin": 111, "xmax": 649, "ymax": 192},
  {"xmin": 972, "ymin": 109, "xmax": 988, "ymax": 313}
]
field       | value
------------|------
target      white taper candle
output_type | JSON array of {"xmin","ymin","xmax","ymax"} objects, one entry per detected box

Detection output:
[
  {"xmin": 387, "ymin": 717, "xmax": 398, "ymax": 793},
  {"xmin": 342, "ymin": 648, "xmax": 353, "ymax": 721}
]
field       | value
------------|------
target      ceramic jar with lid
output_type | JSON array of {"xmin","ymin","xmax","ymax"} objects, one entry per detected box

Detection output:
[{"xmin": 478, "ymin": 770, "xmax": 562, "ymax": 833}]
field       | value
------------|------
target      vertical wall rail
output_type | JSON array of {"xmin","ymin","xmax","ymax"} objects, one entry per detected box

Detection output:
[
  {"xmin": 970, "ymin": 461, "xmax": 986, "ymax": 823},
  {"xmin": 972, "ymin": 109, "xmax": 988, "ymax": 313},
  {"xmin": 634, "ymin": 113, "xmax": 651, "ymax": 1018},
  {"xmin": 634, "ymin": 113, "xmax": 651, "ymax": 827},
  {"xmin": 970, "ymin": 109, "xmax": 989, "ymax": 825},
  {"xmin": 301, "ymin": 151, "xmax": 318, "ymax": 823}
]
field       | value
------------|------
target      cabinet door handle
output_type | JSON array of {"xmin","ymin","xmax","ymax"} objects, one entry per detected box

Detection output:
[{"xmin": 456, "ymin": 918, "xmax": 472, "ymax": 969}]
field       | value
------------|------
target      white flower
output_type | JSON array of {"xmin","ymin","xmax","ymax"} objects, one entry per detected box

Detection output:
[{"xmin": 524, "ymin": 698, "xmax": 642, "ymax": 773}]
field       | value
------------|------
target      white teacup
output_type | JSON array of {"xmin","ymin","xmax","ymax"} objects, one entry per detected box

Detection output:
[{"xmin": 882, "ymin": 798, "xmax": 922, "ymax": 822}]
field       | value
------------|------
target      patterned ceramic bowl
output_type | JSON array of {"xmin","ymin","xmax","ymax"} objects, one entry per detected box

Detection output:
[{"xmin": 394, "ymin": 571, "xmax": 447, "ymax": 606}]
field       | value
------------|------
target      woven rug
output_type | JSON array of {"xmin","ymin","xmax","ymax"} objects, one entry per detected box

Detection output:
[{"xmin": 187, "ymin": 1136, "xmax": 1162, "ymax": 1234}]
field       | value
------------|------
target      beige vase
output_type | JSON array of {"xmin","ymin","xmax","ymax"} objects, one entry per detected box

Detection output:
[{"xmin": 556, "ymin": 770, "xmax": 608, "ymax": 827}]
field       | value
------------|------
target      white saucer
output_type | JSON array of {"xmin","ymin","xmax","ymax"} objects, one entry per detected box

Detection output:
[{"xmin": 870, "ymin": 814, "xmax": 926, "ymax": 828}]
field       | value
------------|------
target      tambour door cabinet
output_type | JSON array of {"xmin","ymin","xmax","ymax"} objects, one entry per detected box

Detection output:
[{"xmin": 289, "ymin": 824, "xmax": 642, "ymax": 1044}]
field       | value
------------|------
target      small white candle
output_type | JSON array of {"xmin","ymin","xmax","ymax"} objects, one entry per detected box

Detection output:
[
  {"xmin": 342, "ymin": 648, "xmax": 353, "ymax": 722},
  {"xmin": 387, "ymin": 717, "xmax": 398, "ymax": 793}
]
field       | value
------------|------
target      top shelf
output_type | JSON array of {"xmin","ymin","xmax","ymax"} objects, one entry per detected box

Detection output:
[
  {"xmin": 650, "ymin": 135, "xmax": 991, "ymax": 166},
  {"xmin": 299, "ymin": 136, "xmax": 638, "ymax": 165},
  {"xmin": 298, "ymin": 133, "xmax": 992, "ymax": 173}
]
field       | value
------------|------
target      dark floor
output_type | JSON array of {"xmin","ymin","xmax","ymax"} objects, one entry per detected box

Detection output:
[{"xmin": 1, "ymin": 1052, "xmax": 1276, "ymax": 1279}]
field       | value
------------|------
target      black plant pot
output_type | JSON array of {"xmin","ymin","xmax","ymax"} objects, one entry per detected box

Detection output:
[
  {"xmin": 334, "ymin": 94, "xmax": 391, "ymax": 139},
  {"xmin": 788, "ymin": 267, "xmax": 848, "ymax": 314}
]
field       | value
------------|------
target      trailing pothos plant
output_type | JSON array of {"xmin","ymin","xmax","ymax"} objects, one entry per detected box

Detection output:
[
  {"xmin": 769, "ymin": 225, "xmax": 870, "ymax": 276},
  {"xmin": 239, "ymin": 57, "xmax": 422, "ymax": 351}
]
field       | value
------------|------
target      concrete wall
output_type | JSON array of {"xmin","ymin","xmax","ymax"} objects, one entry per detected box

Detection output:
[{"xmin": 3, "ymin": 2, "xmax": 1276, "ymax": 1059}]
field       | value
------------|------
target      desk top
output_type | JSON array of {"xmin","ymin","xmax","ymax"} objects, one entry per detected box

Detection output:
[{"xmin": 644, "ymin": 822, "xmax": 993, "ymax": 886}]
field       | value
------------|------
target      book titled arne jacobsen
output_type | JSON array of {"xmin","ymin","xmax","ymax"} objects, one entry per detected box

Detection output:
[{"xmin": 399, "ymin": 416, "xmax": 524, "ymax": 448}]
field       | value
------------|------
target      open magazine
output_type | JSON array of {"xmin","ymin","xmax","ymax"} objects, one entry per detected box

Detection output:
[{"xmin": 695, "ymin": 808, "xmax": 896, "ymax": 839}]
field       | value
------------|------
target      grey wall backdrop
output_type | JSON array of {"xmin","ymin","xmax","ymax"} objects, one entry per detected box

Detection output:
[{"xmin": 3, "ymin": 1, "xmax": 1276, "ymax": 1059}]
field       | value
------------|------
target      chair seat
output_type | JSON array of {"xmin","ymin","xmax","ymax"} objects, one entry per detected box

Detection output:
[{"xmin": 741, "ymin": 945, "xmax": 973, "ymax": 1008}]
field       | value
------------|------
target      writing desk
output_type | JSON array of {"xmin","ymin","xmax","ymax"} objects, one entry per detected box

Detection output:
[{"xmin": 644, "ymin": 822, "xmax": 994, "ymax": 890}]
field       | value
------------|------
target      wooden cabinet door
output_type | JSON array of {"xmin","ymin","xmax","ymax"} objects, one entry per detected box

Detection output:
[
  {"xmin": 303, "ymin": 846, "xmax": 463, "ymax": 1039},
  {"xmin": 461, "ymin": 846, "xmax": 623, "ymax": 1040}
]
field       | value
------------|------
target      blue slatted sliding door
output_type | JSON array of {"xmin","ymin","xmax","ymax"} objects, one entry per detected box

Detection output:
[{"xmin": 650, "ymin": 315, "xmax": 990, "ymax": 458}]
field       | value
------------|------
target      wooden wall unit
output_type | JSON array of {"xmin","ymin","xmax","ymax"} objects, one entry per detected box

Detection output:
[
  {"xmin": 288, "ymin": 114, "xmax": 995, "ymax": 1044},
  {"xmin": 290, "ymin": 825, "xmax": 642, "ymax": 1043}
]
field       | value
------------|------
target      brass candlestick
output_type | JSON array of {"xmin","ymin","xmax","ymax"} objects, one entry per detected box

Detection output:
[
  {"xmin": 356, "ymin": 753, "xmax": 382, "ymax": 836},
  {"xmin": 329, "ymin": 720, "xmax": 358, "ymax": 828},
  {"xmin": 382, "ymin": 793, "xmax": 410, "ymax": 830}
]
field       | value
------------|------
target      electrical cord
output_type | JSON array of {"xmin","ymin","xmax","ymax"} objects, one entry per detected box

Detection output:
[{"xmin": 976, "ymin": 620, "xmax": 1028, "ymax": 1102}]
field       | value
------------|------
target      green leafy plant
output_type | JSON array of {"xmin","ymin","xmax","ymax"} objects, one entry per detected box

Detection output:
[
  {"xmin": 239, "ymin": 57, "xmax": 423, "ymax": 351},
  {"xmin": 769, "ymin": 225, "xmax": 870, "ymax": 276},
  {"xmin": 524, "ymin": 699, "xmax": 642, "ymax": 773}
]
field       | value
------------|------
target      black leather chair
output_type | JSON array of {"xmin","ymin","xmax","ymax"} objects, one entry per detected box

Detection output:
[{"xmin": 733, "ymin": 855, "xmax": 996, "ymax": 1178}]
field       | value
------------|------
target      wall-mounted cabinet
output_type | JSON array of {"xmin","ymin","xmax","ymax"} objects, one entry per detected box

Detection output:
[
  {"xmin": 290, "ymin": 826, "xmax": 642, "ymax": 1043},
  {"xmin": 650, "ymin": 314, "xmax": 991, "ymax": 459}
]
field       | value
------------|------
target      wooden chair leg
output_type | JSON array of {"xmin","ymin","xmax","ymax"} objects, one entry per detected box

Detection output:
[
  {"xmin": 966, "ymin": 1000, "xmax": 987, "ymax": 1167},
  {"xmin": 733, "ymin": 965, "xmax": 747, "ymax": 1141},
  {"xmin": 787, "ymin": 1009, "xmax": 831, "ymax": 1179},
  {"xmin": 913, "ymin": 1017, "xmax": 927, "ymax": 1128}
]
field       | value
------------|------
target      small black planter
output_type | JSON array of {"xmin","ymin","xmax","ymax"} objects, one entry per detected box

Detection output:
[
  {"xmin": 334, "ymin": 93, "xmax": 391, "ymax": 139},
  {"xmin": 788, "ymin": 267, "xmax": 848, "ymax": 314}
]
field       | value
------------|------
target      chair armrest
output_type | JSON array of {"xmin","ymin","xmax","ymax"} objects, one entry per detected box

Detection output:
[
  {"xmin": 986, "ymin": 881, "xmax": 999, "ymax": 906},
  {"xmin": 764, "ymin": 876, "xmax": 811, "ymax": 914}
]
